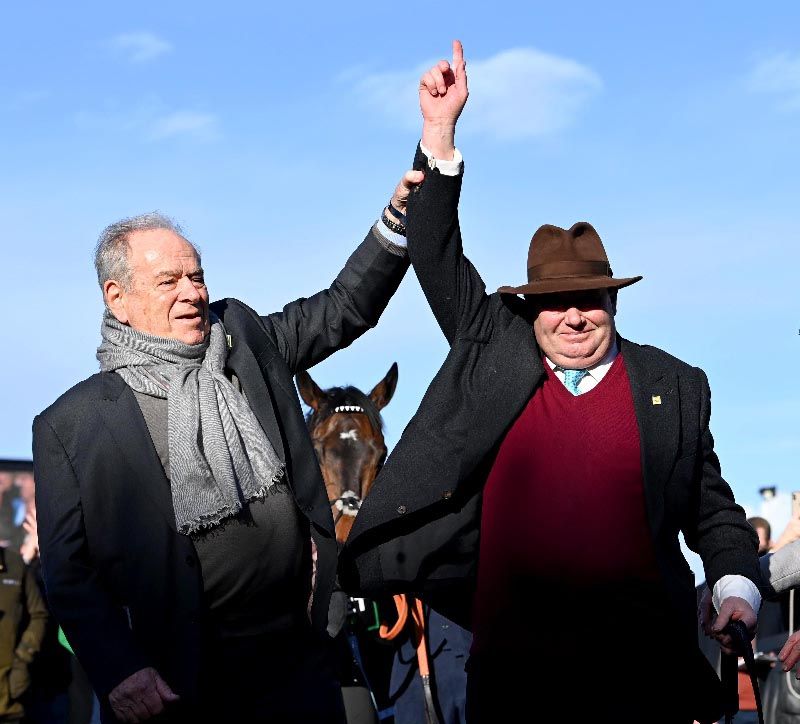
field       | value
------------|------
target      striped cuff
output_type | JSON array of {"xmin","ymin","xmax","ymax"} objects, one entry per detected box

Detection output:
[
  {"xmin": 374, "ymin": 218, "xmax": 407, "ymax": 251},
  {"xmin": 372, "ymin": 221, "xmax": 407, "ymax": 256}
]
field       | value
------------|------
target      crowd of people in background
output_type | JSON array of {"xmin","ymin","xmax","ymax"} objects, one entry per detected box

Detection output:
[{"xmin": 0, "ymin": 466, "xmax": 98, "ymax": 724}]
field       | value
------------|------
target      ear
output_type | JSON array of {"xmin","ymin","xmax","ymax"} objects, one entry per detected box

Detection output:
[
  {"xmin": 369, "ymin": 362, "xmax": 398, "ymax": 411},
  {"xmin": 296, "ymin": 370, "xmax": 325, "ymax": 411},
  {"xmin": 104, "ymin": 280, "xmax": 130, "ymax": 324}
]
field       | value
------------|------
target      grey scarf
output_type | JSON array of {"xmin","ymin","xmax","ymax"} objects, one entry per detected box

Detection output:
[{"xmin": 97, "ymin": 311, "xmax": 284, "ymax": 534}]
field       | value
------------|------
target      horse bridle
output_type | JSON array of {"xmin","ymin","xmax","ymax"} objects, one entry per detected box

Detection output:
[{"xmin": 330, "ymin": 490, "xmax": 363, "ymax": 526}]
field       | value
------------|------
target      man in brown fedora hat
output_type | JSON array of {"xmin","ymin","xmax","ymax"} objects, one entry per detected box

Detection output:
[{"xmin": 340, "ymin": 41, "xmax": 761, "ymax": 723}]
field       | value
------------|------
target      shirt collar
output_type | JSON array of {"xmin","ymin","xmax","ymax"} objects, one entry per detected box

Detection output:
[{"xmin": 545, "ymin": 340, "xmax": 619, "ymax": 382}]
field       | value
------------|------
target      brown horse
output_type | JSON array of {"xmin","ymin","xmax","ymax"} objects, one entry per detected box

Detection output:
[
  {"xmin": 296, "ymin": 364, "xmax": 400, "ymax": 723},
  {"xmin": 296, "ymin": 363, "xmax": 398, "ymax": 544}
]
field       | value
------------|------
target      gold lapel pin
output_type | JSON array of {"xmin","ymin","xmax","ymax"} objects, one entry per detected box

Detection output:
[{"xmin": 652, "ymin": 395, "xmax": 662, "ymax": 405}]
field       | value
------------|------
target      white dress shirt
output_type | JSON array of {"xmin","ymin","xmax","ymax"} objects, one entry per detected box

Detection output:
[{"xmin": 545, "ymin": 342, "xmax": 618, "ymax": 393}]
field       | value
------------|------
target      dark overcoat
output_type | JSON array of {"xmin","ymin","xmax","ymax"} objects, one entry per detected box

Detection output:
[{"xmin": 340, "ymin": 150, "xmax": 760, "ymax": 716}]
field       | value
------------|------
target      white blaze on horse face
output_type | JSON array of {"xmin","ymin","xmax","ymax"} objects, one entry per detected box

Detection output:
[{"xmin": 340, "ymin": 430, "xmax": 359, "ymax": 442}]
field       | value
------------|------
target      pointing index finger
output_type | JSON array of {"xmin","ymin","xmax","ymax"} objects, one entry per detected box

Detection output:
[{"xmin": 452, "ymin": 39, "xmax": 464, "ymax": 68}]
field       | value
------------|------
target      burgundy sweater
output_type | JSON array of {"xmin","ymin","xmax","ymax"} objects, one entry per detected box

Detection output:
[{"xmin": 471, "ymin": 354, "xmax": 661, "ymax": 654}]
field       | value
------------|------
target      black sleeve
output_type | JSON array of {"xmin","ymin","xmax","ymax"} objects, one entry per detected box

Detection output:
[
  {"xmin": 262, "ymin": 226, "xmax": 409, "ymax": 374},
  {"xmin": 683, "ymin": 369, "xmax": 760, "ymax": 590},
  {"xmin": 407, "ymin": 145, "xmax": 491, "ymax": 345}
]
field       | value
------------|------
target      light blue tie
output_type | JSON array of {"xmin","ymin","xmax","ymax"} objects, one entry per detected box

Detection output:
[{"xmin": 562, "ymin": 368, "xmax": 589, "ymax": 395}]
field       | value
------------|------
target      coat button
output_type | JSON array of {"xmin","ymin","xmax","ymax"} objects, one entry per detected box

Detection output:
[
  {"xmin": 397, "ymin": 505, "xmax": 407, "ymax": 515},
  {"xmin": 442, "ymin": 490, "xmax": 453, "ymax": 500}
]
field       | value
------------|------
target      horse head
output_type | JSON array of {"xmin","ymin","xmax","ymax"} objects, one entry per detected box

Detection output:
[{"xmin": 296, "ymin": 363, "xmax": 398, "ymax": 544}]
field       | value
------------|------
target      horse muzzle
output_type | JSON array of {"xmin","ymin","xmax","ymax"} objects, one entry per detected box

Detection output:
[{"xmin": 333, "ymin": 491, "xmax": 362, "ymax": 517}]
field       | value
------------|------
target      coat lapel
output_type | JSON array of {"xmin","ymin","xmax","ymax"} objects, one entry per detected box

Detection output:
[
  {"xmin": 459, "ymin": 315, "xmax": 546, "ymax": 478},
  {"xmin": 225, "ymin": 335, "xmax": 286, "ymax": 463},
  {"xmin": 97, "ymin": 372, "xmax": 178, "ymax": 532},
  {"xmin": 620, "ymin": 337, "xmax": 680, "ymax": 537}
]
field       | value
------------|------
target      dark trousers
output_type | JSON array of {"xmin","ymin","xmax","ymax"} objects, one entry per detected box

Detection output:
[
  {"xmin": 125, "ymin": 628, "xmax": 346, "ymax": 724},
  {"xmin": 465, "ymin": 651, "xmax": 696, "ymax": 724},
  {"xmin": 466, "ymin": 581, "xmax": 721, "ymax": 723},
  {"xmin": 198, "ymin": 628, "xmax": 346, "ymax": 723}
]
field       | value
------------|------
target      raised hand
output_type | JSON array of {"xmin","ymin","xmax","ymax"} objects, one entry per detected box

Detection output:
[
  {"xmin": 388, "ymin": 170, "xmax": 426, "ymax": 220},
  {"xmin": 419, "ymin": 40, "xmax": 469, "ymax": 160}
]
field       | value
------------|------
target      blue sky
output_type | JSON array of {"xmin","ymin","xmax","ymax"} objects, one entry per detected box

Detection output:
[{"xmin": 1, "ymin": 2, "xmax": 798, "ymax": 576}]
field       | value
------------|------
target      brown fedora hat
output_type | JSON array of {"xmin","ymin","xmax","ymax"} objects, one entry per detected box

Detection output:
[{"xmin": 497, "ymin": 222, "xmax": 642, "ymax": 296}]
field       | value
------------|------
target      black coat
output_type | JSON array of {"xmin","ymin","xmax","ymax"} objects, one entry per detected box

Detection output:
[
  {"xmin": 340, "ymin": 150, "xmax": 760, "ymax": 690},
  {"xmin": 32, "ymin": 228, "xmax": 408, "ymax": 704}
]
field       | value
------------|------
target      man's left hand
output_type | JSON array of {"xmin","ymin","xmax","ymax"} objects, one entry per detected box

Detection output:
[{"xmin": 710, "ymin": 595, "xmax": 757, "ymax": 655}]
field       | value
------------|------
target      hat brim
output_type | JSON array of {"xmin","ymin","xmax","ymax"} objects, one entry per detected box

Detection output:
[{"xmin": 497, "ymin": 275, "xmax": 643, "ymax": 296}]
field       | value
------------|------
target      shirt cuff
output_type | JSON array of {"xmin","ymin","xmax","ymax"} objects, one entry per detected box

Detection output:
[
  {"xmin": 712, "ymin": 574, "xmax": 762, "ymax": 615},
  {"xmin": 374, "ymin": 218, "xmax": 407, "ymax": 248},
  {"xmin": 419, "ymin": 142, "xmax": 463, "ymax": 176}
]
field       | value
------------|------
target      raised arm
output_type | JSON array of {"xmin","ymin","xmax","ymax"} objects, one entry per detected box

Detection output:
[
  {"xmin": 406, "ymin": 41, "xmax": 490, "ymax": 344},
  {"xmin": 262, "ymin": 209, "xmax": 410, "ymax": 375}
]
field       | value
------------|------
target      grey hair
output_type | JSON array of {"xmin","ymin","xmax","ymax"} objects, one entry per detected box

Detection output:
[{"xmin": 94, "ymin": 212, "xmax": 200, "ymax": 292}]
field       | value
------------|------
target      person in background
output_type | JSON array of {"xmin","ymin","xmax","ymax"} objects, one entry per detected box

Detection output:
[
  {"xmin": 0, "ymin": 474, "xmax": 18, "ymax": 549},
  {"xmin": 739, "ymin": 515, "xmax": 800, "ymax": 676},
  {"xmin": 747, "ymin": 517, "xmax": 772, "ymax": 556},
  {"xmin": 0, "ymin": 543, "xmax": 48, "ymax": 722},
  {"xmin": 16, "ymin": 507, "xmax": 73, "ymax": 724},
  {"xmin": 769, "ymin": 512, "xmax": 800, "ymax": 556},
  {"xmin": 702, "ymin": 512, "xmax": 800, "ymax": 646}
]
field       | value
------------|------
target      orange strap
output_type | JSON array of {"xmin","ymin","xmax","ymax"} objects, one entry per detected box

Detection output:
[
  {"xmin": 378, "ymin": 594, "xmax": 431, "ymax": 676},
  {"xmin": 378, "ymin": 594, "xmax": 409, "ymax": 640}
]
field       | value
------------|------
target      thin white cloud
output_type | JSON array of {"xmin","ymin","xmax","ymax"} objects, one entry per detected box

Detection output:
[
  {"xmin": 148, "ymin": 111, "xmax": 219, "ymax": 141},
  {"xmin": 350, "ymin": 47, "xmax": 602, "ymax": 140},
  {"xmin": 109, "ymin": 32, "xmax": 172, "ymax": 64},
  {"xmin": 745, "ymin": 53, "xmax": 800, "ymax": 109},
  {"xmin": 74, "ymin": 103, "xmax": 219, "ymax": 142}
]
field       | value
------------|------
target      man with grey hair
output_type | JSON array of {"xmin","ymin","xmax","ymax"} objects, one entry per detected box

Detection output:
[{"xmin": 33, "ymin": 187, "xmax": 412, "ymax": 722}]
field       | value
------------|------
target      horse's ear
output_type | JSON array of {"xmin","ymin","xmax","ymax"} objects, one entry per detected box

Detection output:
[
  {"xmin": 369, "ymin": 362, "xmax": 398, "ymax": 411},
  {"xmin": 296, "ymin": 370, "xmax": 324, "ymax": 411}
]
